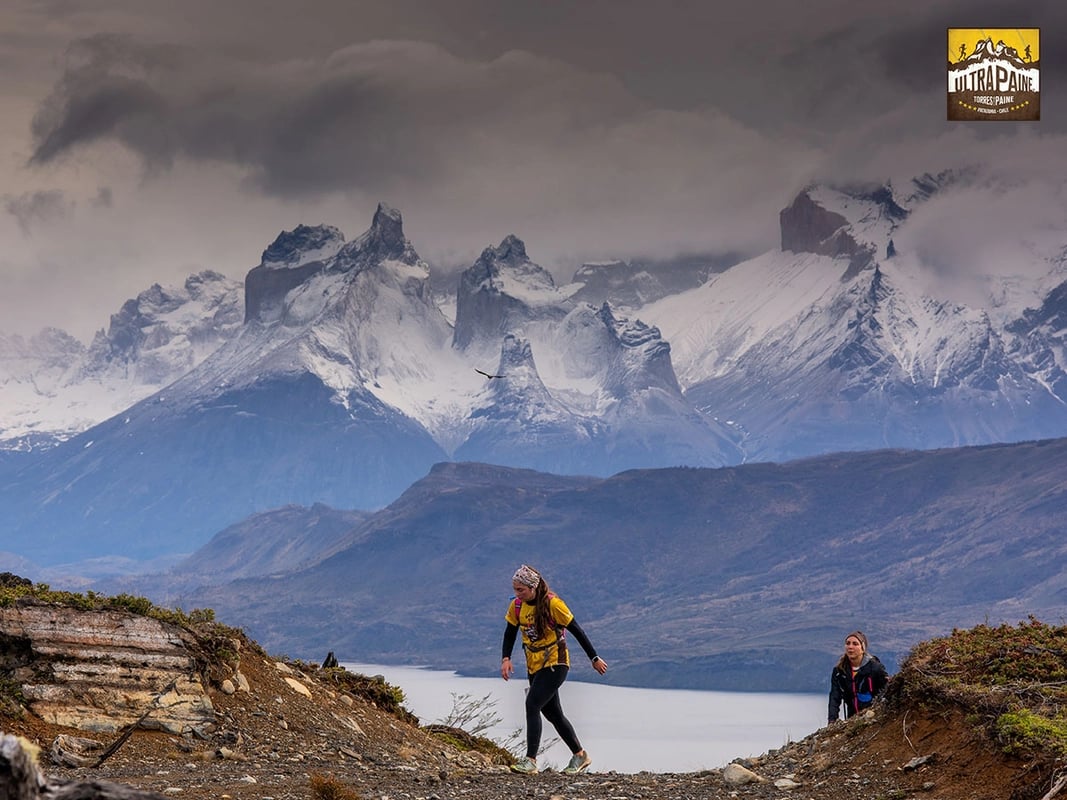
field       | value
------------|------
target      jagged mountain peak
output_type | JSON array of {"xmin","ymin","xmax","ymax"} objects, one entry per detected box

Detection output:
[
  {"xmin": 160, "ymin": 202, "xmax": 476, "ymax": 465},
  {"xmin": 856, "ymin": 184, "xmax": 908, "ymax": 221},
  {"xmin": 457, "ymin": 332, "xmax": 601, "ymax": 473},
  {"xmin": 493, "ymin": 234, "xmax": 529, "ymax": 264},
  {"xmin": 333, "ymin": 203, "xmax": 421, "ymax": 271},
  {"xmin": 360, "ymin": 203, "xmax": 412, "ymax": 261},
  {"xmin": 779, "ymin": 182, "xmax": 906, "ymax": 272},
  {"xmin": 591, "ymin": 302, "xmax": 678, "ymax": 395},
  {"xmin": 373, "ymin": 201, "xmax": 402, "ymax": 227},
  {"xmin": 469, "ymin": 234, "xmax": 553, "ymax": 289},
  {"xmin": 246, "ymin": 205, "xmax": 425, "ymax": 324},
  {"xmin": 261, "ymin": 224, "xmax": 346, "ymax": 269},
  {"xmin": 473, "ymin": 333, "xmax": 567, "ymax": 411},
  {"xmin": 0, "ymin": 270, "xmax": 243, "ymax": 451},
  {"xmin": 499, "ymin": 332, "xmax": 535, "ymax": 371},
  {"xmin": 7, "ymin": 327, "xmax": 84, "ymax": 361},
  {"xmin": 568, "ymin": 251, "xmax": 743, "ymax": 311},
  {"xmin": 801, "ymin": 182, "xmax": 907, "ymax": 229},
  {"xmin": 453, "ymin": 235, "xmax": 567, "ymax": 353},
  {"xmin": 86, "ymin": 270, "xmax": 241, "ymax": 370},
  {"xmin": 596, "ymin": 302, "xmax": 661, "ymax": 349}
]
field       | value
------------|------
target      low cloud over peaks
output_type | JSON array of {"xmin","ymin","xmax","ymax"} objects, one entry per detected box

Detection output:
[
  {"xmin": 25, "ymin": 34, "xmax": 816, "ymax": 262},
  {"xmin": 3, "ymin": 189, "xmax": 74, "ymax": 235}
]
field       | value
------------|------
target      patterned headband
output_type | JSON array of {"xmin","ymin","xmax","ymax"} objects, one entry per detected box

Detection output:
[{"xmin": 512, "ymin": 564, "xmax": 541, "ymax": 589}]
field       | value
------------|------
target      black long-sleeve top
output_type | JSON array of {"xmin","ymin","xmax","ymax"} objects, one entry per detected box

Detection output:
[{"xmin": 828, "ymin": 654, "xmax": 888, "ymax": 721}]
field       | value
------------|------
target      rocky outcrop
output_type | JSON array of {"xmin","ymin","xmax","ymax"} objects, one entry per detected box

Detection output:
[
  {"xmin": 779, "ymin": 189, "xmax": 868, "ymax": 261},
  {"xmin": 260, "ymin": 224, "xmax": 345, "ymax": 268},
  {"xmin": 0, "ymin": 601, "xmax": 220, "ymax": 735},
  {"xmin": 244, "ymin": 224, "xmax": 345, "ymax": 324},
  {"xmin": 779, "ymin": 187, "xmax": 895, "ymax": 277},
  {"xmin": 84, "ymin": 272, "xmax": 242, "ymax": 380},
  {"xmin": 1, "ymin": 598, "xmax": 1053, "ymax": 800},
  {"xmin": 244, "ymin": 205, "xmax": 422, "ymax": 324},
  {"xmin": 453, "ymin": 235, "xmax": 567, "ymax": 352}
]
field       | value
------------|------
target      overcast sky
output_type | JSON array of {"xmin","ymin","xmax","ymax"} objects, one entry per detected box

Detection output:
[{"xmin": 2, "ymin": 0, "xmax": 1065, "ymax": 339}]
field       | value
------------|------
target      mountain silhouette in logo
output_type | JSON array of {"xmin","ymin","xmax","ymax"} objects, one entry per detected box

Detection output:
[{"xmin": 951, "ymin": 36, "xmax": 1035, "ymax": 71}]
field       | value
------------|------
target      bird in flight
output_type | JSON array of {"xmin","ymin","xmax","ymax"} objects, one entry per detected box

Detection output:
[{"xmin": 475, "ymin": 368, "xmax": 506, "ymax": 379}]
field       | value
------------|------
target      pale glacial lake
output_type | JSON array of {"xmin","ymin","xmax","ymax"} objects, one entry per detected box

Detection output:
[{"xmin": 345, "ymin": 663, "xmax": 825, "ymax": 774}]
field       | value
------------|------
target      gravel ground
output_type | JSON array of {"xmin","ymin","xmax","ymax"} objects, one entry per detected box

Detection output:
[{"xmin": 4, "ymin": 638, "xmax": 1040, "ymax": 800}]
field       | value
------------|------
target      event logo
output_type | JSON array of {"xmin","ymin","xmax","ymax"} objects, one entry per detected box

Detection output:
[{"xmin": 948, "ymin": 29, "xmax": 1039, "ymax": 121}]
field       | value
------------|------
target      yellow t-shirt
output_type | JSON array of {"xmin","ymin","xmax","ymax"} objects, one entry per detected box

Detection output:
[{"xmin": 505, "ymin": 595, "xmax": 573, "ymax": 673}]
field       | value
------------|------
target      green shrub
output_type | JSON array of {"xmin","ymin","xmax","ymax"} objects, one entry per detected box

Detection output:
[
  {"xmin": 898, "ymin": 617, "xmax": 1067, "ymax": 766},
  {"xmin": 996, "ymin": 710, "xmax": 1067, "ymax": 757},
  {"xmin": 0, "ymin": 580, "xmax": 222, "ymax": 631},
  {"xmin": 0, "ymin": 677, "xmax": 26, "ymax": 719},
  {"xmin": 904, "ymin": 617, "xmax": 1067, "ymax": 691},
  {"xmin": 310, "ymin": 665, "xmax": 416, "ymax": 725}
]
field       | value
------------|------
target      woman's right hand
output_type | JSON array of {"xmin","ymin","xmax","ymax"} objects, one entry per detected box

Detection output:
[{"xmin": 501, "ymin": 656, "xmax": 514, "ymax": 681}]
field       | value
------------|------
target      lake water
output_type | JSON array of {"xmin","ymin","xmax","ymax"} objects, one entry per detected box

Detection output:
[{"xmin": 345, "ymin": 663, "xmax": 825, "ymax": 774}]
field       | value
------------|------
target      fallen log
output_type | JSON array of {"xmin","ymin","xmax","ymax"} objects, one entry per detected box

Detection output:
[{"xmin": 1, "ymin": 733, "xmax": 168, "ymax": 800}]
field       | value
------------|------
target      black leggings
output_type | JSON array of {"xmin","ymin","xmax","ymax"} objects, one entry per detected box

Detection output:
[{"xmin": 525, "ymin": 665, "xmax": 581, "ymax": 758}]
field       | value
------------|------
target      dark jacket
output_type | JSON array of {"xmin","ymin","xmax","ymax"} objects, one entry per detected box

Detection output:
[{"xmin": 828, "ymin": 653, "xmax": 888, "ymax": 722}]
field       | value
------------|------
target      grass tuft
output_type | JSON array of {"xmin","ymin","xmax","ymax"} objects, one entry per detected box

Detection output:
[{"xmin": 309, "ymin": 772, "xmax": 361, "ymax": 800}]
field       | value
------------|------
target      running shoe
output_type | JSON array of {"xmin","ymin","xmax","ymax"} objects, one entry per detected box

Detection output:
[
  {"xmin": 510, "ymin": 757, "xmax": 538, "ymax": 774},
  {"xmin": 562, "ymin": 751, "xmax": 592, "ymax": 774}
]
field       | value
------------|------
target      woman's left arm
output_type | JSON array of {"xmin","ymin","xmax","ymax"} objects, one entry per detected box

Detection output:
[{"xmin": 565, "ymin": 619, "xmax": 608, "ymax": 674}]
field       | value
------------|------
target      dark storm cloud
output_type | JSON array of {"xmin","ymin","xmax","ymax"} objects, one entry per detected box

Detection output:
[
  {"xmin": 21, "ymin": 27, "xmax": 823, "ymax": 268},
  {"xmin": 3, "ymin": 189, "xmax": 74, "ymax": 235},
  {"xmin": 10, "ymin": 0, "xmax": 1066, "ymax": 338},
  {"xmin": 28, "ymin": 35, "xmax": 645, "ymax": 197},
  {"xmin": 29, "ymin": 35, "xmax": 184, "ymax": 165}
]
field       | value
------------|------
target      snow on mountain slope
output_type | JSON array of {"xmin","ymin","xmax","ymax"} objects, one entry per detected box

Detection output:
[
  {"xmin": 452, "ymin": 237, "xmax": 741, "ymax": 468},
  {"xmin": 456, "ymin": 334, "xmax": 602, "ymax": 473},
  {"xmin": 0, "ymin": 206, "xmax": 458, "ymax": 563},
  {"xmin": 0, "ymin": 271, "xmax": 242, "ymax": 450},
  {"xmin": 260, "ymin": 223, "xmax": 346, "ymax": 269},
  {"xmin": 0, "ymin": 328, "xmax": 88, "ymax": 449},
  {"xmin": 646, "ymin": 249, "xmax": 847, "ymax": 388},
  {"xmin": 805, "ymin": 184, "xmax": 904, "ymax": 252},
  {"xmin": 162, "ymin": 205, "xmax": 482, "ymax": 450},
  {"xmin": 640, "ymin": 177, "xmax": 1067, "ymax": 460},
  {"xmin": 648, "ymin": 178, "xmax": 1067, "ymax": 396},
  {"xmin": 6, "ymin": 172, "xmax": 1067, "ymax": 484},
  {"xmin": 452, "ymin": 234, "xmax": 570, "ymax": 362}
]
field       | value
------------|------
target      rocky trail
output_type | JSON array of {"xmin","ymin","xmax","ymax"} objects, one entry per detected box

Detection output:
[
  {"xmin": 1, "ymin": 585, "xmax": 1062, "ymax": 800},
  {"xmin": 2, "ymin": 636, "xmax": 1044, "ymax": 800}
]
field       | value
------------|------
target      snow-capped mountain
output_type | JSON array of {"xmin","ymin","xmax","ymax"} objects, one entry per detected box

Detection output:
[
  {"xmin": 0, "ymin": 206, "xmax": 455, "ymax": 562},
  {"xmin": 0, "ymin": 271, "xmax": 242, "ymax": 450},
  {"xmin": 167, "ymin": 204, "xmax": 478, "ymax": 446},
  {"xmin": 566, "ymin": 252, "xmax": 741, "ymax": 310},
  {"xmin": 639, "ymin": 176, "xmax": 1067, "ymax": 461},
  {"xmin": 6, "ymin": 172, "xmax": 1067, "ymax": 567},
  {"xmin": 452, "ymin": 236, "xmax": 739, "ymax": 470},
  {"xmin": 0, "ymin": 203, "xmax": 727, "ymax": 564}
]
